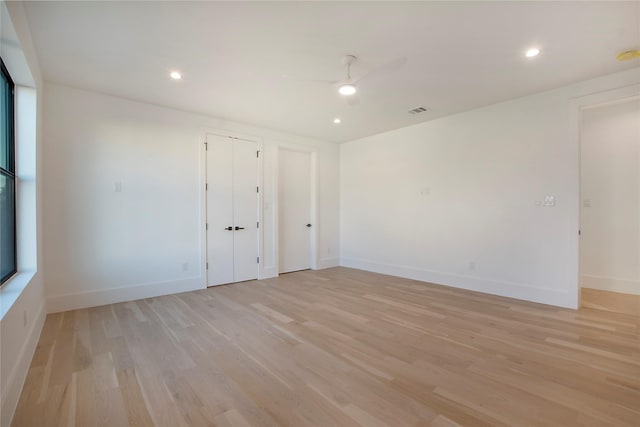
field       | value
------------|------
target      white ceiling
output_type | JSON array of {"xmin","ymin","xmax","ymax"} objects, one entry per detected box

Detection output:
[{"xmin": 23, "ymin": 1, "xmax": 640, "ymax": 143}]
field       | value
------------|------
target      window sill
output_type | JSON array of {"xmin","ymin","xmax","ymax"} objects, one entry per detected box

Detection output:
[{"xmin": 0, "ymin": 271, "xmax": 36, "ymax": 320}]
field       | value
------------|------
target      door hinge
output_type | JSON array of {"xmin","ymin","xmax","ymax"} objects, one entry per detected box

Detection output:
[
  {"xmin": 257, "ymin": 221, "xmax": 259, "ymax": 228},
  {"xmin": 205, "ymin": 183, "xmax": 208, "ymax": 191},
  {"xmin": 206, "ymin": 223, "xmax": 208, "ymax": 230},
  {"xmin": 204, "ymin": 142, "xmax": 208, "ymax": 151},
  {"xmin": 206, "ymin": 262, "xmax": 209, "ymax": 270},
  {"xmin": 257, "ymin": 150, "xmax": 260, "ymax": 158},
  {"xmin": 256, "ymin": 186, "xmax": 259, "ymax": 193},
  {"xmin": 257, "ymin": 256, "xmax": 260, "ymax": 263}
]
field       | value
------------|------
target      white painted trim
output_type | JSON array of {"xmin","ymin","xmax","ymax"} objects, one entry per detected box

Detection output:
[
  {"xmin": 580, "ymin": 274, "xmax": 640, "ymax": 295},
  {"xmin": 311, "ymin": 151, "xmax": 320, "ymax": 270},
  {"xmin": 257, "ymin": 140, "xmax": 265, "ymax": 277},
  {"xmin": 340, "ymin": 257, "xmax": 575, "ymax": 308},
  {"xmin": 0, "ymin": 272, "xmax": 35, "ymax": 319},
  {"xmin": 46, "ymin": 277, "xmax": 204, "ymax": 313},
  {"xmin": 273, "ymin": 147, "xmax": 280, "ymax": 274},
  {"xmin": 1, "ymin": 300, "xmax": 46, "ymax": 427},
  {"xmin": 572, "ymin": 83, "xmax": 640, "ymax": 307},
  {"xmin": 263, "ymin": 145, "xmax": 278, "ymax": 276},
  {"xmin": 198, "ymin": 133, "xmax": 208, "ymax": 289}
]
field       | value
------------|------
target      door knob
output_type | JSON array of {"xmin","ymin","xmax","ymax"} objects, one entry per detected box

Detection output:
[
  {"xmin": 224, "ymin": 226, "xmax": 233, "ymax": 231},
  {"xmin": 306, "ymin": 224, "xmax": 312, "ymax": 228},
  {"xmin": 235, "ymin": 226, "xmax": 245, "ymax": 230}
]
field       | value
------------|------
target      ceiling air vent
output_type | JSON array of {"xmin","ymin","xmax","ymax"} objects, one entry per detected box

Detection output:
[{"xmin": 408, "ymin": 106, "xmax": 429, "ymax": 114}]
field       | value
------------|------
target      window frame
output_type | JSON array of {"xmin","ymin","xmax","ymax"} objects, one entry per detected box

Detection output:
[{"xmin": 1, "ymin": 57, "xmax": 16, "ymax": 285}]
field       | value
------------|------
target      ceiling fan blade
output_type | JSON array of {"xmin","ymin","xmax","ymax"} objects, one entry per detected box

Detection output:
[
  {"xmin": 353, "ymin": 56, "xmax": 407, "ymax": 85},
  {"xmin": 282, "ymin": 75, "xmax": 339, "ymax": 85}
]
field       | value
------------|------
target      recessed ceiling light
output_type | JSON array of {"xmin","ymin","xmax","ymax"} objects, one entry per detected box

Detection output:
[
  {"xmin": 170, "ymin": 71, "xmax": 182, "ymax": 80},
  {"xmin": 333, "ymin": 118, "xmax": 341, "ymax": 124},
  {"xmin": 338, "ymin": 84, "xmax": 356, "ymax": 96},
  {"xmin": 525, "ymin": 48, "xmax": 540, "ymax": 58}
]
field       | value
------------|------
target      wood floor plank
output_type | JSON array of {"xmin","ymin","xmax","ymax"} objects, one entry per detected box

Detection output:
[
  {"xmin": 12, "ymin": 267, "xmax": 640, "ymax": 427},
  {"xmin": 581, "ymin": 287, "xmax": 640, "ymax": 316}
]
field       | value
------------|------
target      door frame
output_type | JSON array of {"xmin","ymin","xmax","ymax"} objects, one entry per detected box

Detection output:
[
  {"xmin": 275, "ymin": 144, "xmax": 319, "ymax": 273},
  {"xmin": 570, "ymin": 83, "xmax": 640, "ymax": 308},
  {"xmin": 202, "ymin": 130, "xmax": 264, "ymax": 287}
]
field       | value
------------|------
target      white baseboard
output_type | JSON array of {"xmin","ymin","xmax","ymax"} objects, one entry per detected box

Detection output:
[
  {"xmin": 340, "ymin": 257, "xmax": 576, "ymax": 309},
  {"xmin": 580, "ymin": 274, "xmax": 639, "ymax": 295},
  {"xmin": 1, "ymin": 300, "xmax": 46, "ymax": 427},
  {"xmin": 316, "ymin": 257, "xmax": 340, "ymax": 270},
  {"xmin": 46, "ymin": 277, "xmax": 205, "ymax": 313}
]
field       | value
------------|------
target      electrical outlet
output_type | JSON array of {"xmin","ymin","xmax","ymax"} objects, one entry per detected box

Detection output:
[
  {"xmin": 327, "ymin": 247, "xmax": 332, "ymax": 255},
  {"xmin": 543, "ymin": 195, "xmax": 556, "ymax": 207},
  {"xmin": 583, "ymin": 199, "xmax": 591, "ymax": 208},
  {"xmin": 114, "ymin": 181, "xmax": 122, "ymax": 192},
  {"xmin": 182, "ymin": 262, "xmax": 189, "ymax": 272}
]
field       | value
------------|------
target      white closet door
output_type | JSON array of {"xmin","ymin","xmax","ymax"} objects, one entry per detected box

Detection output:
[
  {"xmin": 232, "ymin": 140, "xmax": 259, "ymax": 282},
  {"xmin": 279, "ymin": 149, "xmax": 312, "ymax": 273},
  {"xmin": 206, "ymin": 135, "xmax": 259, "ymax": 286},
  {"xmin": 206, "ymin": 135, "xmax": 235, "ymax": 286}
]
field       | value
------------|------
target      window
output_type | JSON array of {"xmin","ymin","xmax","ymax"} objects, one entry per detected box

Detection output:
[{"xmin": 1, "ymin": 58, "xmax": 16, "ymax": 285}]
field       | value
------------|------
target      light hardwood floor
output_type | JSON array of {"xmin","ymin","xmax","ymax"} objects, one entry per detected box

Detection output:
[
  {"xmin": 12, "ymin": 267, "xmax": 640, "ymax": 426},
  {"xmin": 581, "ymin": 287, "xmax": 640, "ymax": 317}
]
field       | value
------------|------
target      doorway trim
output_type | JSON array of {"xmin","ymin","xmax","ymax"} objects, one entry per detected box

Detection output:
[
  {"xmin": 275, "ymin": 144, "xmax": 319, "ymax": 273},
  {"xmin": 570, "ymin": 83, "xmax": 640, "ymax": 308},
  {"xmin": 201, "ymin": 130, "xmax": 264, "ymax": 287}
]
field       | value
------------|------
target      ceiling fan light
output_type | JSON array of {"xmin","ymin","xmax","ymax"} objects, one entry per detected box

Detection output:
[
  {"xmin": 525, "ymin": 48, "xmax": 540, "ymax": 58},
  {"xmin": 338, "ymin": 84, "xmax": 357, "ymax": 96}
]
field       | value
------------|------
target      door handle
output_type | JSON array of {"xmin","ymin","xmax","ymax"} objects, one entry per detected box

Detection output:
[
  {"xmin": 235, "ymin": 226, "xmax": 245, "ymax": 230},
  {"xmin": 306, "ymin": 224, "xmax": 312, "ymax": 228},
  {"xmin": 224, "ymin": 226, "xmax": 233, "ymax": 231}
]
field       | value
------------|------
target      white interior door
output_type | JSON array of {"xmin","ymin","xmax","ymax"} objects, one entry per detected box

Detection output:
[
  {"xmin": 207, "ymin": 136, "xmax": 234, "ymax": 285},
  {"xmin": 279, "ymin": 149, "xmax": 312, "ymax": 273},
  {"xmin": 232, "ymin": 140, "xmax": 259, "ymax": 282},
  {"xmin": 206, "ymin": 135, "xmax": 259, "ymax": 286}
]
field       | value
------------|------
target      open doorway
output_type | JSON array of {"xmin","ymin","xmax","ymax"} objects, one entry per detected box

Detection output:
[{"xmin": 579, "ymin": 97, "xmax": 640, "ymax": 316}]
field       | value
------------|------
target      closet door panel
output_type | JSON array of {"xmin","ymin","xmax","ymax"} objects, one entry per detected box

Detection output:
[
  {"xmin": 232, "ymin": 140, "xmax": 259, "ymax": 282},
  {"xmin": 206, "ymin": 135, "xmax": 235, "ymax": 286}
]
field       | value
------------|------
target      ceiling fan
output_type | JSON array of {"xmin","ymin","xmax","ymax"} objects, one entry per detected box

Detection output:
[
  {"xmin": 337, "ymin": 55, "xmax": 359, "ymax": 96},
  {"xmin": 289, "ymin": 54, "xmax": 407, "ymax": 103}
]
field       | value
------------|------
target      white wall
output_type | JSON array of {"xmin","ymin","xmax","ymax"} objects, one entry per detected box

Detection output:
[
  {"xmin": 0, "ymin": 2, "xmax": 46, "ymax": 426},
  {"xmin": 43, "ymin": 83, "xmax": 340, "ymax": 313},
  {"xmin": 340, "ymin": 68, "xmax": 640, "ymax": 309},
  {"xmin": 580, "ymin": 99, "xmax": 640, "ymax": 295}
]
